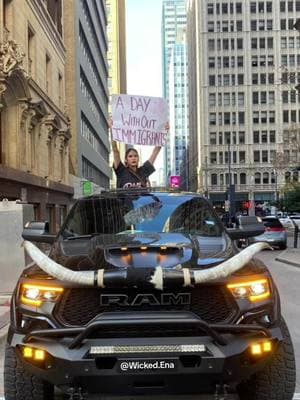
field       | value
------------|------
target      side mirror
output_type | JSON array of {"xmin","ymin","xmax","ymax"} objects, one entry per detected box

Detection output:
[
  {"xmin": 22, "ymin": 221, "xmax": 56, "ymax": 244},
  {"xmin": 226, "ymin": 216, "xmax": 265, "ymax": 240}
]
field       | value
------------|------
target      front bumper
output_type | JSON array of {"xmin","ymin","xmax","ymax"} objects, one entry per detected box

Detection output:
[{"xmin": 9, "ymin": 315, "xmax": 283, "ymax": 396}]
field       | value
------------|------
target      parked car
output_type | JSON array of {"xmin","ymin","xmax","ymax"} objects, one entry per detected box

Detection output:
[
  {"xmin": 4, "ymin": 190, "xmax": 295, "ymax": 399},
  {"xmin": 278, "ymin": 215, "xmax": 295, "ymax": 230},
  {"xmin": 289, "ymin": 214, "xmax": 300, "ymax": 229},
  {"xmin": 249, "ymin": 216, "xmax": 287, "ymax": 249}
]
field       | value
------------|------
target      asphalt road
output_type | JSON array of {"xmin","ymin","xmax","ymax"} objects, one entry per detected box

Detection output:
[{"xmin": 0, "ymin": 247, "xmax": 299, "ymax": 399}]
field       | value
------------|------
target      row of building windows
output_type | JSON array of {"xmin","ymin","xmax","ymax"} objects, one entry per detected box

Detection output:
[
  {"xmin": 210, "ymin": 151, "xmax": 246, "ymax": 164},
  {"xmin": 253, "ymin": 91, "xmax": 275, "ymax": 105},
  {"xmin": 282, "ymin": 90, "xmax": 300, "ymax": 103},
  {"xmin": 281, "ymin": 36, "xmax": 300, "ymax": 49},
  {"xmin": 79, "ymin": 25, "xmax": 107, "ymax": 102},
  {"xmin": 208, "ymin": 56, "xmax": 244, "ymax": 69},
  {"xmin": 253, "ymin": 110, "xmax": 276, "ymax": 123},
  {"xmin": 209, "ymin": 130, "xmax": 276, "ymax": 145},
  {"xmin": 280, "ymin": 1, "xmax": 300, "ymax": 12},
  {"xmin": 210, "ymin": 131, "xmax": 246, "ymax": 145},
  {"xmin": 80, "ymin": 71, "xmax": 103, "ymax": 124},
  {"xmin": 209, "ymin": 74, "xmax": 244, "ymax": 86},
  {"xmin": 281, "ymin": 71, "xmax": 300, "ymax": 84},
  {"xmin": 80, "ymin": 113, "xmax": 108, "ymax": 162},
  {"xmin": 82, "ymin": 157, "xmax": 109, "ymax": 189},
  {"xmin": 207, "ymin": 3, "xmax": 243, "ymax": 15},
  {"xmin": 283, "ymin": 109, "xmax": 300, "ymax": 123},
  {"xmin": 281, "ymin": 54, "xmax": 300, "ymax": 67},
  {"xmin": 81, "ymin": 0, "xmax": 107, "ymax": 77},
  {"xmin": 207, "ymin": 20, "xmax": 243, "ymax": 32},
  {"xmin": 210, "ymin": 149, "xmax": 278, "ymax": 165},
  {"xmin": 280, "ymin": 18, "xmax": 297, "ymax": 30},
  {"xmin": 252, "ymin": 54, "xmax": 274, "ymax": 67},
  {"xmin": 208, "ymin": 38, "xmax": 243, "ymax": 51},
  {"xmin": 250, "ymin": 2, "xmax": 273, "ymax": 13},
  {"xmin": 209, "ymin": 92, "xmax": 245, "ymax": 107},
  {"xmin": 252, "ymin": 72, "xmax": 274, "ymax": 84},
  {"xmin": 250, "ymin": 19, "xmax": 273, "ymax": 31},
  {"xmin": 209, "ymin": 112, "xmax": 245, "ymax": 126},
  {"xmin": 209, "ymin": 112, "xmax": 276, "ymax": 126},
  {"xmin": 211, "ymin": 171, "xmax": 299, "ymax": 186},
  {"xmin": 253, "ymin": 130, "xmax": 276, "ymax": 143},
  {"xmin": 251, "ymin": 37, "xmax": 274, "ymax": 49}
]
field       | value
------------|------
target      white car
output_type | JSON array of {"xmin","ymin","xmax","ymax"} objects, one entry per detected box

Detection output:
[
  {"xmin": 279, "ymin": 216, "xmax": 295, "ymax": 230},
  {"xmin": 290, "ymin": 215, "xmax": 300, "ymax": 228}
]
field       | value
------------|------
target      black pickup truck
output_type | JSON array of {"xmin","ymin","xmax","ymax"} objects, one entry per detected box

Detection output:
[{"xmin": 4, "ymin": 190, "xmax": 296, "ymax": 399}]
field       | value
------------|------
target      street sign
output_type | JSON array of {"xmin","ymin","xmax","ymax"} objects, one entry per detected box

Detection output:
[
  {"xmin": 170, "ymin": 175, "xmax": 181, "ymax": 188},
  {"xmin": 82, "ymin": 180, "xmax": 93, "ymax": 196}
]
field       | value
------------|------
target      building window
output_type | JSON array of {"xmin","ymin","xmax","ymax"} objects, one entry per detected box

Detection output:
[
  {"xmin": 262, "ymin": 150, "xmax": 268, "ymax": 162},
  {"xmin": 254, "ymin": 151, "xmax": 260, "ymax": 162},
  {"xmin": 210, "ymin": 152, "xmax": 217, "ymax": 164},
  {"xmin": 240, "ymin": 173, "xmax": 246, "ymax": 184},
  {"xmin": 253, "ymin": 131, "xmax": 260, "ymax": 143},
  {"xmin": 46, "ymin": 53, "xmax": 51, "ymax": 94},
  {"xmin": 210, "ymin": 132, "xmax": 217, "ymax": 144},
  {"xmin": 263, "ymin": 172, "xmax": 269, "ymax": 184},
  {"xmin": 255, "ymin": 172, "xmax": 261, "ymax": 184},
  {"xmin": 211, "ymin": 174, "xmax": 218, "ymax": 185},
  {"xmin": 207, "ymin": 3, "xmax": 214, "ymax": 14}
]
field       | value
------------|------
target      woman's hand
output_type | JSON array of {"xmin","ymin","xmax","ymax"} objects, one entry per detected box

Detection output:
[{"xmin": 108, "ymin": 117, "xmax": 113, "ymax": 130}]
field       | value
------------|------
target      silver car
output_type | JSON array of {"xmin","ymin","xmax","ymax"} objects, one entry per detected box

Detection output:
[{"xmin": 249, "ymin": 216, "xmax": 287, "ymax": 249}]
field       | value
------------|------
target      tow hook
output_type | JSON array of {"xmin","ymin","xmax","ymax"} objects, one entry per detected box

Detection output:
[
  {"xmin": 67, "ymin": 387, "xmax": 86, "ymax": 400},
  {"xmin": 214, "ymin": 384, "xmax": 229, "ymax": 400}
]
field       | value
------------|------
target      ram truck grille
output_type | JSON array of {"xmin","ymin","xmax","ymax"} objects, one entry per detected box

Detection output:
[{"xmin": 54, "ymin": 286, "xmax": 237, "ymax": 336}]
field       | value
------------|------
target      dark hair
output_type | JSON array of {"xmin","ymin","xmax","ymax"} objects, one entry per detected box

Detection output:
[{"xmin": 125, "ymin": 148, "xmax": 139, "ymax": 159}]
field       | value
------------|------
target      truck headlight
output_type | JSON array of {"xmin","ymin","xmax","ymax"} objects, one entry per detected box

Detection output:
[
  {"xmin": 20, "ymin": 284, "xmax": 63, "ymax": 307},
  {"xmin": 227, "ymin": 279, "xmax": 270, "ymax": 302}
]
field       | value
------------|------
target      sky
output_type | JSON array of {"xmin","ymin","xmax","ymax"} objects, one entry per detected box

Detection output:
[{"xmin": 125, "ymin": 0, "xmax": 164, "ymax": 184}]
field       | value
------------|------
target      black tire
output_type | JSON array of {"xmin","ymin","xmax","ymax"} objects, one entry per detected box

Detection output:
[
  {"xmin": 4, "ymin": 346, "xmax": 54, "ymax": 400},
  {"xmin": 279, "ymin": 244, "xmax": 287, "ymax": 250},
  {"xmin": 237, "ymin": 318, "xmax": 296, "ymax": 400}
]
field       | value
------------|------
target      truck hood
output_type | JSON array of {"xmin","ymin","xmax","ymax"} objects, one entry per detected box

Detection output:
[{"xmin": 49, "ymin": 232, "xmax": 233, "ymax": 271}]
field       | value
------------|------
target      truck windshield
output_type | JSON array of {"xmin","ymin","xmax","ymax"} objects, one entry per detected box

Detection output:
[{"xmin": 61, "ymin": 194, "xmax": 223, "ymax": 238}]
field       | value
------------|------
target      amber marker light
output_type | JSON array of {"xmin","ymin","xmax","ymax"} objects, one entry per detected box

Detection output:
[
  {"xmin": 251, "ymin": 344, "xmax": 262, "ymax": 355},
  {"xmin": 227, "ymin": 279, "xmax": 270, "ymax": 302},
  {"xmin": 160, "ymin": 246, "xmax": 167, "ymax": 251},
  {"xmin": 23, "ymin": 347, "xmax": 33, "ymax": 358},
  {"xmin": 250, "ymin": 341, "xmax": 273, "ymax": 356},
  {"xmin": 34, "ymin": 349, "xmax": 46, "ymax": 361},
  {"xmin": 140, "ymin": 246, "xmax": 148, "ymax": 251}
]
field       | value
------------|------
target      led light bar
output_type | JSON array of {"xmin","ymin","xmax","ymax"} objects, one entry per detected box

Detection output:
[{"xmin": 90, "ymin": 344, "xmax": 206, "ymax": 355}]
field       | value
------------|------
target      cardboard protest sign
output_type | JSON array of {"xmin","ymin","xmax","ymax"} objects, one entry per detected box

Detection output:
[{"xmin": 111, "ymin": 94, "xmax": 168, "ymax": 146}]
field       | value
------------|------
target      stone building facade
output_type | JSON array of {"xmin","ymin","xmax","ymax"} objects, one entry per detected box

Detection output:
[{"xmin": 0, "ymin": 0, "xmax": 73, "ymax": 232}]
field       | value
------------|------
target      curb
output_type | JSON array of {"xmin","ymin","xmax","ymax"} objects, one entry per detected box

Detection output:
[
  {"xmin": 275, "ymin": 257, "xmax": 300, "ymax": 268},
  {"xmin": 0, "ymin": 323, "xmax": 9, "ymax": 342}
]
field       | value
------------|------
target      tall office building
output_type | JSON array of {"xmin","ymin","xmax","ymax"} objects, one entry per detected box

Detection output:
[
  {"xmin": 187, "ymin": 0, "xmax": 300, "ymax": 209},
  {"xmin": 168, "ymin": 31, "xmax": 189, "ymax": 188},
  {"xmin": 162, "ymin": 0, "xmax": 188, "ymax": 184},
  {"xmin": 64, "ymin": 0, "xmax": 111, "ymax": 197},
  {"xmin": 106, "ymin": 0, "xmax": 127, "ymax": 188}
]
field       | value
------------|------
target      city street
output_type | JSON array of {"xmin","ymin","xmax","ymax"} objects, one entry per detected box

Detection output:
[{"xmin": 0, "ymin": 246, "xmax": 299, "ymax": 399}]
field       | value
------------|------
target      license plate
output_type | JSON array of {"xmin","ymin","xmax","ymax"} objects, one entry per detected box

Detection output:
[{"xmin": 118, "ymin": 358, "xmax": 178, "ymax": 373}]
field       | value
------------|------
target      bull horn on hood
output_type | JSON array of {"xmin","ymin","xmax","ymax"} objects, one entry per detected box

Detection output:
[
  {"xmin": 150, "ymin": 241, "xmax": 272, "ymax": 290},
  {"xmin": 23, "ymin": 241, "xmax": 102, "ymax": 286}
]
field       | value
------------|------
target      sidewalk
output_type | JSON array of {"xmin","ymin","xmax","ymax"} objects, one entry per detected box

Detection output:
[
  {"xmin": 0, "ymin": 294, "xmax": 11, "ymax": 340},
  {"xmin": 276, "ymin": 248, "xmax": 300, "ymax": 268}
]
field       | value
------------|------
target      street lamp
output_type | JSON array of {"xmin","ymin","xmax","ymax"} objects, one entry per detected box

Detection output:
[{"xmin": 227, "ymin": 139, "xmax": 236, "ymax": 225}]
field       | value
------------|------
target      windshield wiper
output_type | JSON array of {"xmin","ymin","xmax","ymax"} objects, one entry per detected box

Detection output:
[{"xmin": 64, "ymin": 234, "xmax": 100, "ymax": 241}]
